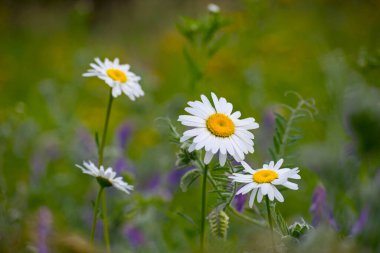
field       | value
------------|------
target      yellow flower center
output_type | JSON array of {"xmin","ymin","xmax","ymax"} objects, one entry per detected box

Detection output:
[
  {"xmin": 253, "ymin": 170, "xmax": 278, "ymax": 184},
  {"xmin": 206, "ymin": 113, "xmax": 235, "ymax": 137},
  {"xmin": 106, "ymin": 68, "xmax": 128, "ymax": 83}
]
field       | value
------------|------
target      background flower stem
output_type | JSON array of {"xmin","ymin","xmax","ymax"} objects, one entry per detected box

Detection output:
[
  {"xmin": 91, "ymin": 186, "xmax": 104, "ymax": 242},
  {"xmin": 98, "ymin": 89, "xmax": 114, "ymax": 167},
  {"xmin": 200, "ymin": 164, "xmax": 208, "ymax": 253},
  {"xmin": 102, "ymin": 190, "xmax": 111, "ymax": 253},
  {"xmin": 265, "ymin": 196, "xmax": 276, "ymax": 253},
  {"xmin": 97, "ymin": 88, "xmax": 114, "ymax": 252}
]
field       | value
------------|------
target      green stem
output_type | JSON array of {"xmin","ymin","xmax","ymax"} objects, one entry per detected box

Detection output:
[
  {"xmin": 194, "ymin": 156, "xmax": 264, "ymax": 227},
  {"xmin": 265, "ymin": 196, "xmax": 276, "ymax": 252},
  {"xmin": 102, "ymin": 190, "xmax": 111, "ymax": 253},
  {"xmin": 227, "ymin": 206, "xmax": 265, "ymax": 227},
  {"xmin": 200, "ymin": 164, "xmax": 208, "ymax": 253},
  {"xmin": 90, "ymin": 186, "xmax": 104, "ymax": 242},
  {"xmin": 98, "ymin": 89, "xmax": 114, "ymax": 167},
  {"xmin": 97, "ymin": 88, "xmax": 113, "ymax": 252},
  {"xmin": 278, "ymin": 100, "xmax": 303, "ymax": 158}
]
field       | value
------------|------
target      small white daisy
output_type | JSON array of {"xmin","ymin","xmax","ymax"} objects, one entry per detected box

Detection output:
[
  {"xmin": 208, "ymin": 3, "xmax": 220, "ymax": 13},
  {"xmin": 76, "ymin": 161, "xmax": 134, "ymax": 194},
  {"xmin": 229, "ymin": 159, "xmax": 300, "ymax": 207},
  {"xmin": 83, "ymin": 57, "xmax": 144, "ymax": 100},
  {"xmin": 178, "ymin": 92, "xmax": 259, "ymax": 166}
]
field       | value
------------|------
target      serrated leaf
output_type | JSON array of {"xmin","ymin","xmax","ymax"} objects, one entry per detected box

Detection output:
[
  {"xmin": 180, "ymin": 169, "xmax": 200, "ymax": 192},
  {"xmin": 275, "ymin": 209, "xmax": 290, "ymax": 236},
  {"xmin": 274, "ymin": 113, "xmax": 287, "ymax": 123},
  {"xmin": 275, "ymin": 118, "xmax": 285, "ymax": 134},
  {"xmin": 274, "ymin": 136, "xmax": 281, "ymax": 153},
  {"xmin": 269, "ymin": 148, "xmax": 277, "ymax": 161}
]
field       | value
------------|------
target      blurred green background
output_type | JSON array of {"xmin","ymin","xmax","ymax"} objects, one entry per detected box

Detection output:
[{"xmin": 0, "ymin": 0, "xmax": 380, "ymax": 252}]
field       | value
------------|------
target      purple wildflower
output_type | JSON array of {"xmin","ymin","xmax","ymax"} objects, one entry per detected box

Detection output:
[
  {"xmin": 36, "ymin": 207, "xmax": 52, "ymax": 253},
  {"xmin": 145, "ymin": 174, "xmax": 161, "ymax": 191},
  {"xmin": 30, "ymin": 139, "xmax": 61, "ymax": 183},
  {"xmin": 233, "ymin": 194, "xmax": 247, "ymax": 213},
  {"xmin": 113, "ymin": 157, "xmax": 135, "ymax": 174},
  {"xmin": 123, "ymin": 225, "xmax": 145, "ymax": 248},
  {"xmin": 73, "ymin": 127, "xmax": 97, "ymax": 161},
  {"xmin": 350, "ymin": 205, "xmax": 370, "ymax": 237},
  {"xmin": 116, "ymin": 121, "xmax": 133, "ymax": 150},
  {"xmin": 310, "ymin": 185, "xmax": 338, "ymax": 230},
  {"xmin": 167, "ymin": 166, "xmax": 194, "ymax": 191}
]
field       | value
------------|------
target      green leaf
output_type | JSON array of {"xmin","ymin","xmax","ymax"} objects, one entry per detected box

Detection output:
[
  {"xmin": 275, "ymin": 118, "xmax": 285, "ymax": 134},
  {"xmin": 176, "ymin": 16, "xmax": 200, "ymax": 43},
  {"xmin": 274, "ymin": 208, "xmax": 290, "ymax": 236},
  {"xmin": 177, "ymin": 211, "xmax": 197, "ymax": 227},
  {"xmin": 94, "ymin": 132, "xmax": 100, "ymax": 149},
  {"xmin": 180, "ymin": 169, "xmax": 200, "ymax": 192},
  {"xmin": 208, "ymin": 35, "xmax": 228, "ymax": 57}
]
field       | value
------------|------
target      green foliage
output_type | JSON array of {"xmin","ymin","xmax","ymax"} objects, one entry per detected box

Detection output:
[
  {"xmin": 208, "ymin": 207, "xmax": 230, "ymax": 240},
  {"xmin": 177, "ymin": 8, "xmax": 229, "ymax": 89},
  {"xmin": 208, "ymin": 164, "xmax": 240, "ymax": 205},
  {"xmin": 274, "ymin": 205, "xmax": 290, "ymax": 237},
  {"xmin": 175, "ymin": 144, "xmax": 197, "ymax": 168},
  {"xmin": 180, "ymin": 169, "xmax": 200, "ymax": 192},
  {"xmin": 288, "ymin": 219, "xmax": 313, "ymax": 239},
  {"xmin": 269, "ymin": 92, "xmax": 317, "ymax": 162}
]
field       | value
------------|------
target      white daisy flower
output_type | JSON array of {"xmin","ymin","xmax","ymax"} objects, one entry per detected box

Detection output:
[
  {"xmin": 208, "ymin": 3, "xmax": 220, "ymax": 13},
  {"xmin": 83, "ymin": 57, "xmax": 144, "ymax": 100},
  {"xmin": 76, "ymin": 161, "xmax": 134, "ymax": 194},
  {"xmin": 229, "ymin": 159, "xmax": 300, "ymax": 207},
  {"xmin": 178, "ymin": 92, "xmax": 259, "ymax": 166}
]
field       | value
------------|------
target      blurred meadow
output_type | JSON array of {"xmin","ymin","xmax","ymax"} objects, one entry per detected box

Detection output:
[{"xmin": 1, "ymin": 0, "xmax": 380, "ymax": 252}]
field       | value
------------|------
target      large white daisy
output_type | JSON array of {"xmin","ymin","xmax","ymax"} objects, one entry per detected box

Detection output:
[
  {"xmin": 229, "ymin": 159, "xmax": 300, "ymax": 207},
  {"xmin": 178, "ymin": 92, "xmax": 259, "ymax": 166},
  {"xmin": 76, "ymin": 161, "xmax": 134, "ymax": 194},
  {"xmin": 83, "ymin": 58, "xmax": 144, "ymax": 100}
]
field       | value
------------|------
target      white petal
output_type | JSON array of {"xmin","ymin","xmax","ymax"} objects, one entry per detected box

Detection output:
[
  {"xmin": 274, "ymin": 159, "xmax": 284, "ymax": 170},
  {"xmin": 283, "ymin": 181, "xmax": 299, "ymax": 190},
  {"xmin": 268, "ymin": 185, "xmax": 275, "ymax": 201},
  {"xmin": 211, "ymin": 92, "xmax": 222, "ymax": 113},
  {"xmin": 273, "ymin": 186, "xmax": 284, "ymax": 202},
  {"xmin": 204, "ymin": 151, "xmax": 214, "ymax": 164},
  {"xmin": 188, "ymin": 143, "xmax": 196, "ymax": 152},
  {"xmin": 178, "ymin": 115, "xmax": 205, "ymax": 124},
  {"xmin": 236, "ymin": 182, "xmax": 255, "ymax": 195},
  {"xmin": 241, "ymin": 161, "xmax": 255, "ymax": 174},
  {"xmin": 249, "ymin": 188, "xmax": 258, "ymax": 208},
  {"xmin": 219, "ymin": 152, "xmax": 227, "ymax": 166},
  {"xmin": 112, "ymin": 86, "xmax": 122, "ymax": 97},
  {"xmin": 261, "ymin": 183, "xmax": 270, "ymax": 196},
  {"xmin": 257, "ymin": 188, "xmax": 263, "ymax": 203},
  {"xmin": 231, "ymin": 111, "xmax": 241, "ymax": 119}
]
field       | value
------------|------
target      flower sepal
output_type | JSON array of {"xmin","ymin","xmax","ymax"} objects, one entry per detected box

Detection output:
[
  {"xmin": 288, "ymin": 219, "xmax": 313, "ymax": 239},
  {"xmin": 96, "ymin": 176, "xmax": 113, "ymax": 188}
]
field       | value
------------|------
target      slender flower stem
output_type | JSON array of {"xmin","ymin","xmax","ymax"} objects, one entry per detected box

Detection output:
[
  {"xmin": 102, "ymin": 190, "xmax": 111, "ymax": 253},
  {"xmin": 227, "ymin": 206, "xmax": 265, "ymax": 227},
  {"xmin": 194, "ymin": 156, "xmax": 265, "ymax": 228},
  {"xmin": 265, "ymin": 196, "xmax": 276, "ymax": 252},
  {"xmin": 97, "ymin": 88, "xmax": 114, "ymax": 252},
  {"xmin": 200, "ymin": 164, "xmax": 208, "ymax": 253},
  {"xmin": 90, "ymin": 186, "xmax": 104, "ymax": 242},
  {"xmin": 98, "ymin": 89, "xmax": 114, "ymax": 167}
]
